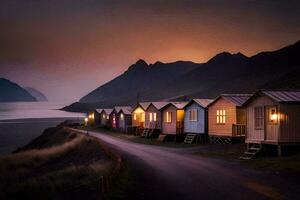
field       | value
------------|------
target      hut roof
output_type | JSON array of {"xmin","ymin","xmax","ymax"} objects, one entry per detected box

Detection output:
[
  {"xmin": 95, "ymin": 109, "xmax": 103, "ymax": 114},
  {"xmin": 244, "ymin": 90, "xmax": 300, "ymax": 106},
  {"xmin": 262, "ymin": 91, "xmax": 300, "ymax": 102},
  {"xmin": 103, "ymin": 108, "xmax": 113, "ymax": 115},
  {"xmin": 116, "ymin": 106, "xmax": 132, "ymax": 115},
  {"xmin": 208, "ymin": 94, "xmax": 252, "ymax": 107},
  {"xmin": 160, "ymin": 102, "xmax": 189, "ymax": 110},
  {"xmin": 148, "ymin": 102, "xmax": 170, "ymax": 110},
  {"xmin": 188, "ymin": 99, "xmax": 214, "ymax": 108}
]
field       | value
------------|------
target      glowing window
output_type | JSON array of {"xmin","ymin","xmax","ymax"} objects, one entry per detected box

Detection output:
[
  {"xmin": 153, "ymin": 113, "xmax": 157, "ymax": 121},
  {"xmin": 165, "ymin": 112, "xmax": 172, "ymax": 123},
  {"xmin": 217, "ymin": 110, "xmax": 226, "ymax": 124},
  {"xmin": 149, "ymin": 113, "xmax": 153, "ymax": 122},
  {"xmin": 103, "ymin": 114, "xmax": 105, "ymax": 119},
  {"xmin": 134, "ymin": 113, "xmax": 137, "ymax": 120},
  {"xmin": 120, "ymin": 113, "xmax": 124, "ymax": 120}
]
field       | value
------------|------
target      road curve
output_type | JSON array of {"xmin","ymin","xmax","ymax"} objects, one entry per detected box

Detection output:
[{"xmin": 74, "ymin": 129, "xmax": 287, "ymax": 200}]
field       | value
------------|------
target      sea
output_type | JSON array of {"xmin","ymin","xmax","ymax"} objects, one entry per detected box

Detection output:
[{"xmin": 0, "ymin": 102, "xmax": 85, "ymax": 155}]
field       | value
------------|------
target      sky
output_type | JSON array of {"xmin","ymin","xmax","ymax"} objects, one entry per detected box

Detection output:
[{"xmin": 0, "ymin": 0, "xmax": 299, "ymax": 103}]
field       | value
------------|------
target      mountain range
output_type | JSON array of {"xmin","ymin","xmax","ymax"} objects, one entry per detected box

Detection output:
[
  {"xmin": 63, "ymin": 40, "xmax": 300, "ymax": 112},
  {"xmin": 0, "ymin": 78, "xmax": 48, "ymax": 102}
]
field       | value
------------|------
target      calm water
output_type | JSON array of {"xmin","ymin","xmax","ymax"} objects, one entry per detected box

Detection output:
[{"xmin": 0, "ymin": 102, "xmax": 85, "ymax": 155}]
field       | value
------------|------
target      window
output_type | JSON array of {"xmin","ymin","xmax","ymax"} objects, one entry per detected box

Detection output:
[
  {"xmin": 133, "ymin": 113, "xmax": 137, "ymax": 120},
  {"xmin": 189, "ymin": 109, "xmax": 198, "ymax": 121},
  {"xmin": 153, "ymin": 113, "xmax": 157, "ymax": 121},
  {"xmin": 254, "ymin": 107, "xmax": 264, "ymax": 129},
  {"xmin": 268, "ymin": 106, "xmax": 278, "ymax": 124},
  {"xmin": 149, "ymin": 113, "xmax": 153, "ymax": 122},
  {"xmin": 120, "ymin": 113, "xmax": 124, "ymax": 120},
  {"xmin": 165, "ymin": 112, "xmax": 172, "ymax": 123},
  {"xmin": 103, "ymin": 114, "xmax": 105, "ymax": 119},
  {"xmin": 106, "ymin": 115, "xmax": 109, "ymax": 120},
  {"xmin": 216, "ymin": 110, "xmax": 226, "ymax": 124}
]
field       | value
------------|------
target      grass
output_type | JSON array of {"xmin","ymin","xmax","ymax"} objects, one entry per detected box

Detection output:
[
  {"xmin": 245, "ymin": 155, "xmax": 300, "ymax": 172},
  {"xmin": 0, "ymin": 126, "xmax": 116, "ymax": 200}
]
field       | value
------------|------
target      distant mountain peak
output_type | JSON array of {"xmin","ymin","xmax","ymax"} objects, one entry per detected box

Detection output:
[
  {"xmin": 127, "ymin": 59, "xmax": 149, "ymax": 71},
  {"xmin": 208, "ymin": 51, "xmax": 248, "ymax": 64}
]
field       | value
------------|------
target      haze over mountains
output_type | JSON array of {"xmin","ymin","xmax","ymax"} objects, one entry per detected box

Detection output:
[
  {"xmin": 24, "ymin": 87, "xmax": 48, "ymax": 102},
  {"xmin": 64, "ymin": 40, "xmax": 300, "ymax": 112}
]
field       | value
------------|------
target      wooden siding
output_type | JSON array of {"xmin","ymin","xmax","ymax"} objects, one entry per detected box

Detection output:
[
  {"xmin": 246, "ymin": 95, "xmax": 279, "ymax": 143},
  {"xmin": 94, "ymin": 112, "xmax": 101, "ymax": 125},
  {"xmin": 100, "ymin": 112, "xmax": 109, "ymax": 126},
  {"xmin": 145, "ymin": 104, "xmax": 162, "ymax": 129},
  {"xmin": 118, "ymin": 112, "xmax": 132, "ymax": 132},
  {"xmin": 162, "ymin": 105, "xmax": 177, "ymax": 134},
  {"xmin": 184, "ymin": 102, "xmax": 206, "ymax": 134},
  {"xmin": 279, "ymin": 104, "xmax": 300, "ymax": 143},
  {"xmin": 208, "ymin": 97, "xmax": 237, "ymax": 136}
]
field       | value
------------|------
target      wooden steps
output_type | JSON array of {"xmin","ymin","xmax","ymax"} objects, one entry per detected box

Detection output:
[
  {"xmin": 184, "ymin": 134, "xmax": 197, "ymax": 144},
  {"xmin": 240, "ymin": 144, "xmax": 262, "ymax": 160}
]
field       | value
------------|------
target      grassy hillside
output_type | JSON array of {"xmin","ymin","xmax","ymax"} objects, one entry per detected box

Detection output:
[{"xmin": 0, "ymin": 126, "xmax": 114, "ymax": 200}]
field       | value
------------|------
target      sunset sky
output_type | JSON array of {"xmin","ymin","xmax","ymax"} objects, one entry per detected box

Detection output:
[{"xmin": 0, "ymin": 0, "xmax": 299, "ymax": 102}]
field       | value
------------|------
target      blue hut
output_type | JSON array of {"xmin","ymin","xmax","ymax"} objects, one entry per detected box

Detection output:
[{"xmin": 183, "ymin": 99, "xmax": 213, "ymax": 137}]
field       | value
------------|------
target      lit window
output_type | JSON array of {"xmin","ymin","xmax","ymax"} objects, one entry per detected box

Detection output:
[
  {"xmin": 103, "ymin": 114, "xmax": 105, "ymax": 119},
  {"xmin": 254, "ymin": 107, "xmax": 264, "ymax": 129},
  {"xmin": 141, "ymin": 112, "xmax": 145, "ymax": 122},
  {"xmin": 189, "ymin": 109, "xmax": 198, "ymax": 121},
  {"xmin": 153, "ymin": 113, "xmax": 157, "ymax": 121},
  {"xmin": 165, "ymin": 112, "xmax": 172, "ymax": 123},
  {"xmin": 217, "ymin": 110, "xmax": 226, "ymax": 124},
  {"xmin": 149, "ymin": 113, "xmax": 153, "ymax": 122},
  {"xmin": 106, "ymin": 115, "xmax": 109, "ymax": 119},
  {"xmin": 134, "ymin": 113, "xmax": 137, "ymax": 120},
  {"xmin": 120, "ymin": 113, "xmax": 124, "ymax": 120}
]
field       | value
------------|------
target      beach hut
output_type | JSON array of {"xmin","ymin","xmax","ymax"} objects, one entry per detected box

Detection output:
[
  {"xmin": 242, "ymin": 90, "xmax": 300, "ymax": 157},
  {"xmin": 109, "ymin": 108, "xmax": 118, "ymax": 129},
  {"xmin": 116, "ymin": 106, "xmax": 132, "ymax": 132},
  {"xmin": 207, "ymin": 94, "xmax": 251, "ymax": 143},
  {"xmin": 183, "ymin": 99, "xmax": 213, "ymax": 142},
  {"xmin": 100, "ymin": 108, "xmax": 113, "ymax": 127},
  {"xmin": 131, "ymin": 102, "xmax": 151, "ymax": 129},
  {"xmin": 160, "ymin": 102, "xmax": 188, "ymax": 140},
  {"xmin": 145, "ymin": 102, "xmax": 169, "ymax": 130},
  {"xmin": 93, "ymin": 109, "xmax": 103, "ymax": 126}
]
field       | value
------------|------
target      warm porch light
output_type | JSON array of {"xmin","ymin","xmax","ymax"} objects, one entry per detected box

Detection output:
[{"xmin": 270, "ymin": 113, "xmax": 278, "ymax": 121}]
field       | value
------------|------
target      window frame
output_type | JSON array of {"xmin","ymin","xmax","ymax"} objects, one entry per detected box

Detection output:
[
  {"xmin": 189, "ymin": 109, "xmax": 198, "ymax": 122},
  {"xmin": 165, "ymin": 111, "xmax": 172, "ymax": 123},
  {"xmin": 254, "ymin": 106, "xmax": 264, "ymax": 130},
  {"xmin": 216, "ymin": 109, "xmax": 226, "ymax": 124}
]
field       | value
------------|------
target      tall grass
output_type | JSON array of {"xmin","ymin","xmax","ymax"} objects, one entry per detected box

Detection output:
[{"xmin": 0, "ymin": 129, "xmax": 113, "ymax": 200}]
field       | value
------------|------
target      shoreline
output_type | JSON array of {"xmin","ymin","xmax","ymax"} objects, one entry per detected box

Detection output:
[{"xmin": 0, "ymin": 117, "xmax": 84, "ymax": 123}]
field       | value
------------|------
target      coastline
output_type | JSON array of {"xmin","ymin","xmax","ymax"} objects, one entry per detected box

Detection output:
[{"xmin": 0, "ymin": 117, "xmax": 84, "ymax": 155}]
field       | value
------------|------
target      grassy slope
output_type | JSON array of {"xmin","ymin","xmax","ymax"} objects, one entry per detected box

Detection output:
[{"xmin": 0, "ymin": 126, "xmax": 114, "ymax": 200}]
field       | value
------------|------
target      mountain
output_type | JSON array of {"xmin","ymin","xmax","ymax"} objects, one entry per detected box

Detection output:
[
  {"xmin": 24, "ymin": 87, "xmax": 48, "ymax": 101},
  {"xmin": 63, "ymin": 40, "xmax": 300, "ymax": 112},
  {"xmin": 0, "ymin": 78, "xmax": 37, "ymax": 102},
  {"xmin": 79, "ymin": 59, "xmax": 199, "ymax": 105}
]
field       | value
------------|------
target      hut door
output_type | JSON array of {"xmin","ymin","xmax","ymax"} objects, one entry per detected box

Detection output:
[{"xmin": 265, "ymin": 106, "xmax": 279, "ymax": 142}]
